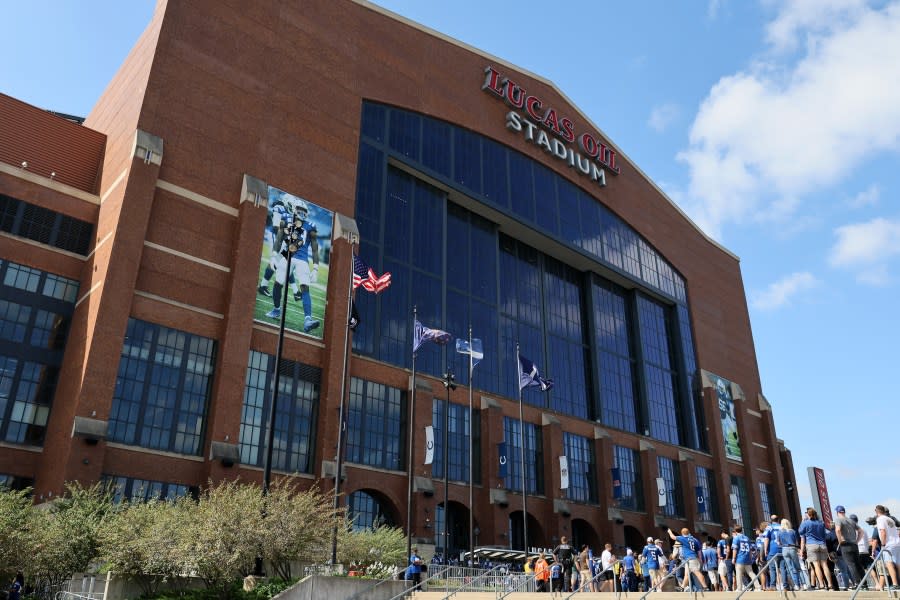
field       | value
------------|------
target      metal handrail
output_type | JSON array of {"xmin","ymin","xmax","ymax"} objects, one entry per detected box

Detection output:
[
  {"xmin": 851, "ymin": 548, "xmax": 897, "ymax": 600},
  {"xmin": 563, "ymin": 559, "xmax": 623, "ymax": 600},
  {"xmin": 638, "ymin": 559, "xmax": 686, "ymax": 600},
  {"xmin": 735, "ymin": 553, "xmax": 781, "ymax": 600},
  {"xmin": 495, "ymin": 570, "xmax": 537, "ymax": 599},
  {"xmin": 384, "ymin": 564, "xmax": 452, "ymax": 600},
  {"xmin": 440, "ymin": 564, "xmax": 504, "ymax": 600}
]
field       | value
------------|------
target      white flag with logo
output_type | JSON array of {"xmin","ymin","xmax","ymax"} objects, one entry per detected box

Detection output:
[
  {"xmin": 657, "ymin": 477, "xmax": 668, "ymax": 507},
  {"xmin": 730, "ymin": 493, "xmax": 740, "ymax": 521},
  {"xmin": 559, "ymin": 455, "xmax": 569, "ymax": 490},
  {"xmin": 424, "ymin": 425, "xmax": 435, "ymax": 465}
]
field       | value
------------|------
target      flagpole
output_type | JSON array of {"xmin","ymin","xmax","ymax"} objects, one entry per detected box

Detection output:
[
  {"xmin": 516, "ymin": 342, "xmax": 528, "ymax": 558},
  {"xmin": 441, "ymin": 368, "xmax": 455, "ymax": 564},
  {"xmin": 406, "ymin": 306, "xmax": 417, "ymax": 567},
  {"xmin": 467, "ymin": 325, "xmax": 474, "ymax": 563},
  {"xmin": 330, "ymin": 240, "xmax": 356, "ymax": 565}
]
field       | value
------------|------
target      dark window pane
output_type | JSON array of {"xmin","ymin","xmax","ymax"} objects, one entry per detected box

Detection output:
[
  {"xmin": 422, "ymin": 118, "xmax": 452, "ymax": 178},
  {"xmin": 481, "ymin": 138, "xmax": 509, "ymax": 207},
  {"xmin": 346, "ymin": 378, "xmax": 405, "ymax": 471},
  {"xmin": 361, "ymin": 103, "xmax": 386, "ymax": 143},
  {"xmin": 453, "ymin": 128, "xmax": 481, "ymax": 195},
  {"xmin": 107, "ymin": 318, "xmax": 216, "ymax": 456},
  {"xmin": 388, "ymin": 110, "xmax": 421, "ymax": 161}
]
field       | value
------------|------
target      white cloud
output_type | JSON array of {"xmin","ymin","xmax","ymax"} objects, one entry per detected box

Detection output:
[
  {"xmin": 848, "ymin": 183, "xmax": 881, "ymax": 208},
  {"xmin": 750, "ymin": 271, "xmax": 820, "ymax": 310},
  {"xmin": 828, "ymin": 217, "xmax": 900, "ymax": 284},
  {"xmin": 648, "ymin": 103, "xmax": 679, "ymax": 133},
  {"xmin": 764, "ymin": 0, "xmax": 870, "ymax": 53},
  {"xmin": 678, "ymin": 2, "xmax": 900, "ymax": 240}
]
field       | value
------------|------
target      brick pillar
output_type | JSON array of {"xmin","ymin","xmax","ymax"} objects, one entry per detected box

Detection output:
[
  {"xmin": 37, "ymin": 130, "xmax": 163, "ymax": 497},
  {"xmin": 202, "ymin": 174, "xmax": 268, "ymax": 482}
]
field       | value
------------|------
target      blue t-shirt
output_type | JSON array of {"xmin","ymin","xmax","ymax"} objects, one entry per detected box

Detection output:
[
  {"xmin": 777, "ymin": 528, "xmax": 800, "ymax": 547},
  {"xmin": 623, "ymin": 555, "xmax": 636, "ymax": 571},
  {"xmin": 550, "ymin": 563, "xmax": 562, "ymax": 579},
  {"xmin": 717, "ymin": 538, "xmax": 730, "ymax": 560},
  {"xmin": 798, "ymin": 519, "xmax": 827, "ymax": 545},
  {"xmin": 676, "ymin": 535, "xmax": 702, "ymax": 560},
  {"xmin": 409, "ymin": 554, "xmax": 422, "ymax": 574},
  {"xmin": 643, "ymin": 544, "xmax": 663, "ymax": 569},
  {"xmin": 702, "ymin": 547, "xmax": 718, "ymax": 569},
  {"xmin": 765, "ymin": 523, "xmax": 782, "ymax": 558},
  {"xmin": 732, "ymin": 534, "xmax": 754, "ymax": 565}
]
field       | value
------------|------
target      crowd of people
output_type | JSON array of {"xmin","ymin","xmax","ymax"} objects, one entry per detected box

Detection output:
[{"xmin": 406, "ymin": 504, "xmax": 900, "ymax": 593}]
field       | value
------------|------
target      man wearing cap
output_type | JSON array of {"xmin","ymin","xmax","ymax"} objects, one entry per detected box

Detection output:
[
  {"xmin": 834, "ymin": 505, "xmax": 863, "ymax": 588},
  {"xmin": 642, "ymin": 536, "xmax": 664, "ymax": 590}
]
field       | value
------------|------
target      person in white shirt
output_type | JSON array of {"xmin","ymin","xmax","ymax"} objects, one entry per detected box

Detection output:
[
  {"xmin": 875, "ymin": 505, "xmax": 900, "ymax": 589},
  {"xmin": 600, "ymin": 543, "xmax": 616, "ymax": 590},
  {"xmin": 850, "ymin": 514, "xmax": 872, "ymax": 576}
]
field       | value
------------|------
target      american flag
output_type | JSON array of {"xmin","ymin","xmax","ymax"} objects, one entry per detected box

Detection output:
[{"xmin": 353, "ymin": 254, "xmax": 391, "ymax": 293}]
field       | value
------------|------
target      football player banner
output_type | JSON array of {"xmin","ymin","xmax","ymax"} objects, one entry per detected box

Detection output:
[
  {"xmin": 709, "ymin": 372, "xmax": 742, "ymax": 461},
  {"xmin": 254, "ymin": 186, "xmax": 333, "ymax": 339}
]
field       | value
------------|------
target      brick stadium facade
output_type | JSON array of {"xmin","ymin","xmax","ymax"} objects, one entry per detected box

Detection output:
[{"xmin": 0, "ymin": 0, "xmax": 799, "ymax": 556}]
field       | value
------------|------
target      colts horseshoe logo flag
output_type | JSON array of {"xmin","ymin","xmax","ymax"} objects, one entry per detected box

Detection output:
[{"xmin": 424, "ymin": 425, "xmax": 434, "ymax": 465}]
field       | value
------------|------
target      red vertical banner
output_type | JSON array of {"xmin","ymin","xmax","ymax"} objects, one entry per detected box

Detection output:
[{"xmin": 807, "ymin": 466, "xmax": 833, "ymax": 528}]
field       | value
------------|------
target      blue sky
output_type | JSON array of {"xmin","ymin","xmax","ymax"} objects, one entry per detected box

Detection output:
[{"xmin": 3, "ymin": 1, "xmax": 898, "ymax": 521}]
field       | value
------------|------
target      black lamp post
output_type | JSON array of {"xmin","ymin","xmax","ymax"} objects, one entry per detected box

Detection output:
[
  {"xmin": 441, "ymin": 369, "xmax": 456, "ymax": 562},
  {"xmin": 262, "ymin": 207, "xmax": 306, "ymax": 493}
]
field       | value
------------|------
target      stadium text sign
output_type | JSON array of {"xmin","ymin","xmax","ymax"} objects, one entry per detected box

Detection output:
[{"xmin": 482, "ymin": 65, "xmax": 619, "ymax": 187}]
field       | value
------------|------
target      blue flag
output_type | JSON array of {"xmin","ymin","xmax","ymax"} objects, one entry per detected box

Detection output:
[
  {"xmin": 611, "ymin": 468, "xmax": 622, "ymax": 499},
  {"xmin": 696, "ymin": 486, "xmax": 706, "ymax": 516},
  {"xmin": 413, "ymin": 319, "xmax": 452, "ymax": 353},
  {"xmin": 518, "ymin": 354, "xmax": 553, "ymax": 391},
  {"xmin": 498, "ymin": 442, "xmax": 508, "ymax": 478},
  {"xmin": 455, "ymin": 338, "xmax": 483, "ymax": 367}
]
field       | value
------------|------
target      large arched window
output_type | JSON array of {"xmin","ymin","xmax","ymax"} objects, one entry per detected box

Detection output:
[{"xmin": 347, "ymin": 489, "xmax": 396, "ymax": 531}]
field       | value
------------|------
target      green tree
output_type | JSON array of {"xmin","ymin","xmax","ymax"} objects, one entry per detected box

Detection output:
[
  {"xmin": 0, "ymin": 487, "xmax": 32, "ymax": 577},
  {"xmin": 28, "ymin": 482, "xmax": 115, "ymax": 593},
  {"xmin": 257, "ymin": 479, "xmax": 340, "ymax": 580},
  {"xmin": 177, "ymin": 480, "xmax": 266, "ymax": 597},
  {"xmin": 98, "ymin": 497, "xmax": 189, "ymax": 596},
  {"xmin": 336, "ymin": 524, "xmax": 406, "ymax": 577}
]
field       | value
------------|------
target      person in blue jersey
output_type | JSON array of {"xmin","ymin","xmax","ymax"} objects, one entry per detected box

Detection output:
[
  {"xmin": 776, "ymin": 518, "xmax": 804, "ymax": 590},
  {"xmin": 753, "ymin": 524, "xmax": 768, "ymax": 590},
  {"xmin": 642, "ymin": 536, "xmax": 664, "ymax": 590},
  {"xmin": 407, "ymin": 547, "xmax": 423, "ymax": 590},
  {"xmin": 702, "ymin": 541, "xmax": 719, "ymax": 590},
  {"xmin": 263, "ymin": 197, "xmax": 320, "ymax": 332},
  {"xmin": 717, "ymin": 531, "xmax": 733, "ymax": 591},
  {"xmin": 550, "ymin": 559, "xmax": 564, "ymax": 593},
  {"xmin": 668, "ymin": 527, "xmax": 709, "ymax": 591},
  {"xmin": 764, "ymin": 514, "xmax": 786, "ymax": 590},
  {"xmin": 732, "ymin": 525, "xmax": 758, "ymax": 591},
  {"xmin": 799, "ymin": 507, "xmax": 835, "ymax": 590}
]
